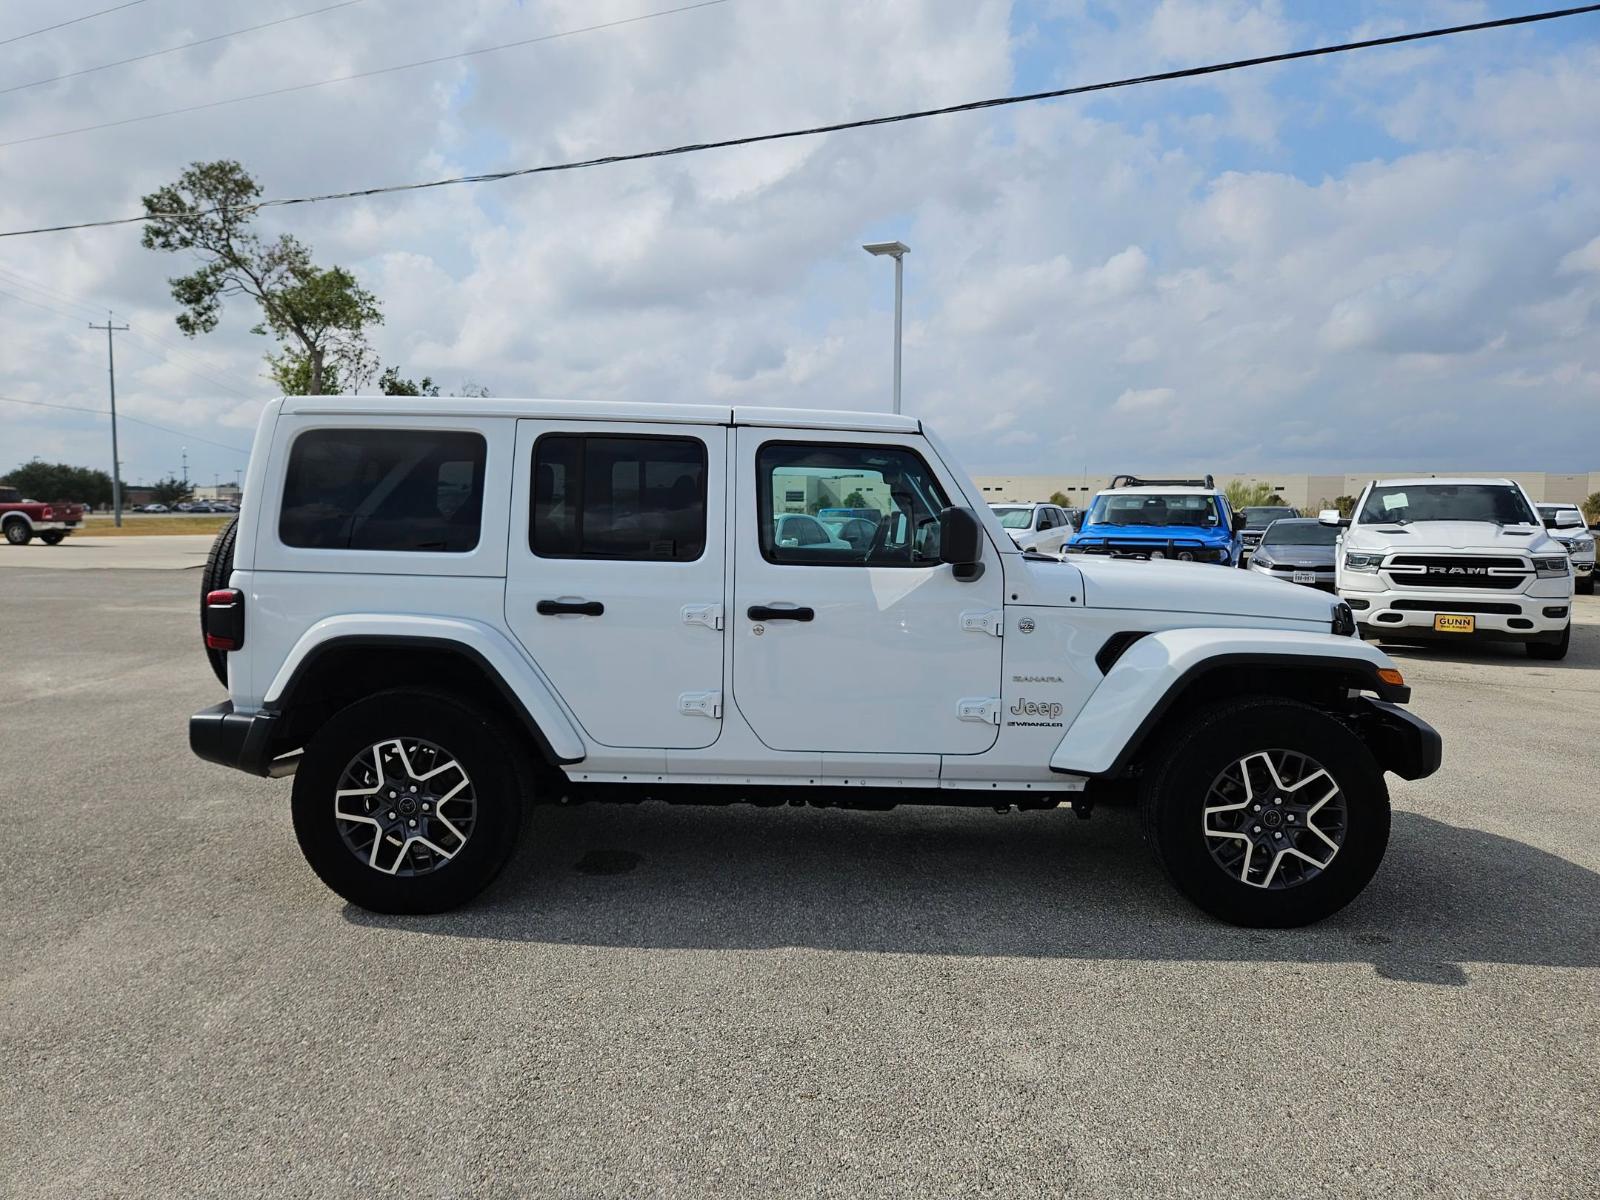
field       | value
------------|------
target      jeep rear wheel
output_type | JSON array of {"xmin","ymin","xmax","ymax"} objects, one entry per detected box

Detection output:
[
  {"xmin": 39, "ymin": 531, "xmax": 66, "ymax": 545},
  {"xmin": 1141, "ymin": 697, "xmax": 1390, "ymax": 927},
  {"xmin": 291, "ymin": 689, "xmax": 526, "ymax": 913},
  {"xmin": 4, "ymin": 519, "xmax": 31, "ymax": 545}
]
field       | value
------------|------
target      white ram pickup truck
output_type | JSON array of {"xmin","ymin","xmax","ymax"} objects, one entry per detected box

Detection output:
[
  {"xmin": 190, "ymin": 397, "xmax": 1440, "ymax": 927},
  {"xmin": 1328, "ymin": 478, "xmax": 1573, "ymax": 659}
]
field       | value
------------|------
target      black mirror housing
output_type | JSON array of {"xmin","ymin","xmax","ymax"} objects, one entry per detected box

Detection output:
[{"xmin": 939, "ymin": 506, "xmax": 984, "ymax": 580}]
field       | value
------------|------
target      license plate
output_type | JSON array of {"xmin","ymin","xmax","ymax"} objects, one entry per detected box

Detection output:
[
  {"xmin": 1293, "ymin": 571, "xmax": 1316, "ymax": 584},
  {"xmin": 1433, "ymin": 613, "xmax": 1475, "ymax": 633}
]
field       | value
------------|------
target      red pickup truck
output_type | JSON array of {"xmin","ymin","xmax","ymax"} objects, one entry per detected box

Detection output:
[{"xmin": 0, "ymin": 484, "xmax": 86, "ymax": 545}]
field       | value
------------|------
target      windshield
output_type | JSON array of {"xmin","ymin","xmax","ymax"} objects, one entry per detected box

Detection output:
[
  {"xmin": 991, "ymin": 506, "xmax": 1033, "ymax": 529},
  {"xmin": 1086, "ymin": 492, "xmax": 1220, "ymax": 528},
  {"xmin": 1537, "ymin": 505, "xmax": 1584, "ymax": 529},
  {"xmin": 1242, "ymin": 507, "xmax": 1297, "ymax": 529},
  {"xmin": 1358, "ymin": 484, "xmax": 1536, "ymax": 526},
  {"xmin": 1261, "ymin": 520, "xmax": 1338, "ymax": 547}
]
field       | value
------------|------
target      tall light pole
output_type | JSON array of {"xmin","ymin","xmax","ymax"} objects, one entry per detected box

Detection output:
[
  {"xmin": 89, "ymin": 315, "xmax": 129, "ymax": 526},
  {"xmin": 862, "ymin": 241, "xmax": 909, "ymax": 414}
]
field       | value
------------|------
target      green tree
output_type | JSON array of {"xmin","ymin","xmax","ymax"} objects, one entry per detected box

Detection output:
[
  {"xmin": 842, "ymin": 489, "xmax": 867, "ymax": 509},
  {"xmin": 4, "ymin": 460, "xmax": 112, "ymax": 506},
  {"xmin": 1334, "ymin": 494, "xmax": 1357, "ymax": 517},
  {"xmin": 378, "ymin": 367, "xmax": 439, "ymax": 396},
  {"xmin": 1049, "ymin": 491, "xmax": 1071, "ymax": 507},
  {"xmin": 149, "ymin": 476, "xmax": 193, "ymax": 506},
  {"xmin": 1224, "ymin": 480, "xmax": 1278, "ymax": 508},
  {"xmin": 140, "ymin": 160, "xmax": 382, "ymax": 395},
  {"xmin": 1583, "ymin": 492, "xmax": 1600, "ymax": 525}
]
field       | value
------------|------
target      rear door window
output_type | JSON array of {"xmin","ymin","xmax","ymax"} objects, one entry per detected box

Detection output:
[
  {"xmin": 279, "ymin": 429, "xmax": 487, "ymax": 552},
  {"xmin": 531, "ymin": 434, "xmax": 706, "ymax": 561}
]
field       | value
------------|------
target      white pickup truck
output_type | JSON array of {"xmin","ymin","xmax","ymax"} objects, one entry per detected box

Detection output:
[
  {"xmin": 190, "ymin": 397, "xmax": 1440, "ymax": 927},
  {"xmin": 1328, "ymin": 477, "xmax": 1573, "ymax": 658}
]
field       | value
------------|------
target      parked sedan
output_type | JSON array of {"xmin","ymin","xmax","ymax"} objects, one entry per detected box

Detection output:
[{"xmin": 1246, "ymin": 518, "xmax": 1339, "ymax": 590}]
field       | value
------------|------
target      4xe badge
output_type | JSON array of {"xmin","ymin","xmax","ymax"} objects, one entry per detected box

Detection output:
[{"xmin": 1017, "ymin": 617, "xmax": 1036, "ymax": 634}]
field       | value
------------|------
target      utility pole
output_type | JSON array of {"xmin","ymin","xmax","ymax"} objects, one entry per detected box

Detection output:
[
  {"xmin": 181, "ymin": 446, "xmax": 189, "ymax": 489},
  {"xmin": 89, "ymin": 315, "xmax": 130, "ymax": 526}
]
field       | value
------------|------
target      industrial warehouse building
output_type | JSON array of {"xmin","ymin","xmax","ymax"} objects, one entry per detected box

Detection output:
[{"xmin": 972, "ymin": 470, "xmax": 1600, "ymax": 510}]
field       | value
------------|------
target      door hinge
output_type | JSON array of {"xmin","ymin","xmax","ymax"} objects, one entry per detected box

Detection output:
[
  {"xmin": 960, "ymin": 609, "xmax": 1004, "ymax": 637},
  {"xmin": 957, "ymin": 697, "xmax": 1002, "ymax": 725},
  {"xmin": 681, "ymin": 603, "xmax": 724, "ymax": 631},
  {"xmin": 678, "ymin": 690, "xmax": 723, "ymax": 719}
]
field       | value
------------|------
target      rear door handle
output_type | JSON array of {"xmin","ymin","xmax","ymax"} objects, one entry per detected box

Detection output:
[
  {"xmin": 748, "ymin": 605, "xmax": 813, "ymax": 622},
  {"xmin": 537, "ymin": 599, "xmax": 604, "ymax": 616}
]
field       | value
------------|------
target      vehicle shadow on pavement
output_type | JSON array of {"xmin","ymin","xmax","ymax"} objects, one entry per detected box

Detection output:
[{"xmin": 343, "ymin": 803, "xmax": 1600, "ymax": 985}]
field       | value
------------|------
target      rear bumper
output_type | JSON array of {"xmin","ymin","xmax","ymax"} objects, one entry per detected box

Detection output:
[
  {"xmin": 189, "ymin": 701, "xmax": 297, "ymax": 777},
  {"xmin": 30, "ymin": 520, "xmax": 77, "ymax": 532},
  {"xmin": 1248, "ymin": 563, "xmax": 1336, "ymax": 591}
]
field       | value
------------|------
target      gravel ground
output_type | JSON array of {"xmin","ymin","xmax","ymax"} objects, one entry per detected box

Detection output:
[{"xmin": 1, "ymin": 567, "xmax": 1596, "ymax": 1199}]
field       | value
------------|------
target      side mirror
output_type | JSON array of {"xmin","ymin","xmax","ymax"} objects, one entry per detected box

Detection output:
[
  {"xmin": 1231, "ymin": 513, "xmax": 1248, "ymax": 535},
  {"xmin": 1318, "ymin": 509, "xmax": 1349, "ymax": 527},
  {"xmin": 939, "ymin": 506, "xmax": 984, "ymax": 581}
]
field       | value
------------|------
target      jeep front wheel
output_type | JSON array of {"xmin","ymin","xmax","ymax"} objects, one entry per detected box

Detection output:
[
  {"xmin": 4, "ymin": 519, "xmax": 31, "ymax": 545},
  {"xmin": 291, "ymin": 689, "xmax": 526, "ymax": 913},
  {"xmin": 1141, "ymin": 698, "xmax": 1390, "ymax": 927}
]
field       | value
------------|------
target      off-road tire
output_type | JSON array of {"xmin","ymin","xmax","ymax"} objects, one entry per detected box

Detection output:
[
  {"xmin": 1526, "ymin": 623, "xmax": 1570, "ymax": 661},
  {"xmin": 4, "ymin": 519, "xmax": 32, "ymax": 545},
  {"xmin": 39, "ymin": 531, "xmax": 66, "ymax": 545},
  {"xmin": 1140, "ymin": 696, "xmax": 1390, "ymax": 927},
  {"xmin": 291, "ymin": 689, "xmax": 527, "ymax": 914},
  {"xmin": 200, "ymin": 516, "xmax": 240, "ymax": 685}
]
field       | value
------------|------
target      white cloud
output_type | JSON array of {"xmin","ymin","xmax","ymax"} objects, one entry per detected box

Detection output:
[{"xmin": 0, "ymin": 0, "xmax": 1596, "ymax": 484}]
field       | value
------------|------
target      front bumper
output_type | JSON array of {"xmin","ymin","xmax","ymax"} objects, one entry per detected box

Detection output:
[
  {"xmin": 1342, "ymin": 584, "xmax": 1570, "ymax": 643},
  {"xmin": 1066, "ymin": 538, "xmax": 1232, "ymax": 563},
  {"xmin": 1349, "ymin": 697, "xmax": 1442, "ymax": 780},
  {"xmin": 190, "ymin": 701, "xmax": 297, "ymax": 777}
]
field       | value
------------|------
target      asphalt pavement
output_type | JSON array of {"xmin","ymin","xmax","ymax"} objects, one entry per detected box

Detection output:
[{"xmin": 1, "ymin": 564, "xmax": 1596, "ymax": 1198}]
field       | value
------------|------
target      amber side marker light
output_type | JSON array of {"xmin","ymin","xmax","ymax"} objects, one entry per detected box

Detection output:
[{"xmin": 1377, "ymin": 667, "xmax": 1405, "ymax": 689}]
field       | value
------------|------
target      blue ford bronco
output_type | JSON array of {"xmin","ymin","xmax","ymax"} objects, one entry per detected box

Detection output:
[{"xmin": 1065, "ymin": 475, "xmax": 1243, "ymax": 565}]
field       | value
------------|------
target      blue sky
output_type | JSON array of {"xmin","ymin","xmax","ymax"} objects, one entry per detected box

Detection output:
[{"xmin": 1, "ymin": 0, "xmax": 1597, "ymax": 486}]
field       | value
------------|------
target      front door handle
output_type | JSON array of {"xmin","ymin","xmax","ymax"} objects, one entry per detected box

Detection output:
[
  {"xmin": 537, "ymin": 599, "xmax": 604, "ymax": 616},
  {"xmin": 748, "ymin": 605, "xmax": 814, "ymax": 622}
]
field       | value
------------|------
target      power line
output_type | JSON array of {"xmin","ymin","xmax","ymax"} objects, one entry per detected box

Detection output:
[
  {"xmin": 0, "ymin": 0, "xmax": 731, "ymax": 149},
  {"xmin": 0, "ymin": 280, "xmax": 262, "ymax": 399},
  {"xmin": 0, "ymin": 262, "xmax": 262, "ymax": 396},
  {"xmin": 0, "ymin": 0, "xmax": 364, "ymax": 98},
  {"xmin": 3, "ymin": 3, "xmax": 1595, "ymax": 240},
  {"xmin": 0, "ymin": 394, "xmax": 252, "ymax": 454},
  {"xmin": 0, "ymin": 0, "xmax": 148, "ymax": 48}
]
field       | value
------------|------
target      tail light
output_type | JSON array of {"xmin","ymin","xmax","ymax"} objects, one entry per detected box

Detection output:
[
  {"xmin": 41, "ymin": 505, "xmax": 53, "ymax": 519},
  {"xmin": 204, "ymin": 588, "xmax": 245, "ymax": 651}
]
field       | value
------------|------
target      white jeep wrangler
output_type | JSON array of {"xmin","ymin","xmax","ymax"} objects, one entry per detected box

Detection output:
[{"xmin": 191, "ymin": 397, "xmax": 1440, "ymax": 927}]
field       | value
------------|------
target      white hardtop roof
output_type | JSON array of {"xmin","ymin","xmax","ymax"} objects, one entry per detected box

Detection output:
[
  {"xmin": 1371, "ymin": 477, "xmax": 1516, "ymax": 488},
  {"xmin": 278, "ymin": 395, "xmax": 921, "ymax": 434}
]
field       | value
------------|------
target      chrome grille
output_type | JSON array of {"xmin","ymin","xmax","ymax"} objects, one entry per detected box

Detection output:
[{"xmin": 1385, "ymin": 554, "xmax": 1529, "ymax": 590}]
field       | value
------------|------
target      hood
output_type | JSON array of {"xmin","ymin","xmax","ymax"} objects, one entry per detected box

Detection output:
[
  {"xmin": 1031, "ymin": 556, "xmax": 1337, "ymax": 623},
  {"xmin": 1253, "ymin": 543, "xmax": 1337, "ymax": 566},
  {"xmin": 1344, "ymin": 521, "xmax": 1560, "ymax": 555}
]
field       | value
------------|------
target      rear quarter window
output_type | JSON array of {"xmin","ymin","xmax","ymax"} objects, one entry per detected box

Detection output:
[{"xmin": 279, "ymin": 429, "xmax": 487, "ymax": 553}]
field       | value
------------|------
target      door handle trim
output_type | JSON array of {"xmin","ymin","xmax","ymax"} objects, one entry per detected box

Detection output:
[
  {"xmin": 536, "ymin": 599, "xmax": 604, "ymax": 616},
  {"xmin": 747, "ymin": 605, "xmax": 814, "ymax": 622}
]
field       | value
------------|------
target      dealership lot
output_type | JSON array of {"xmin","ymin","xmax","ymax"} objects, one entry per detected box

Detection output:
[{"xmin": 2, "ymin": 564, "xmax": 1596, "ymax": 1197}]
